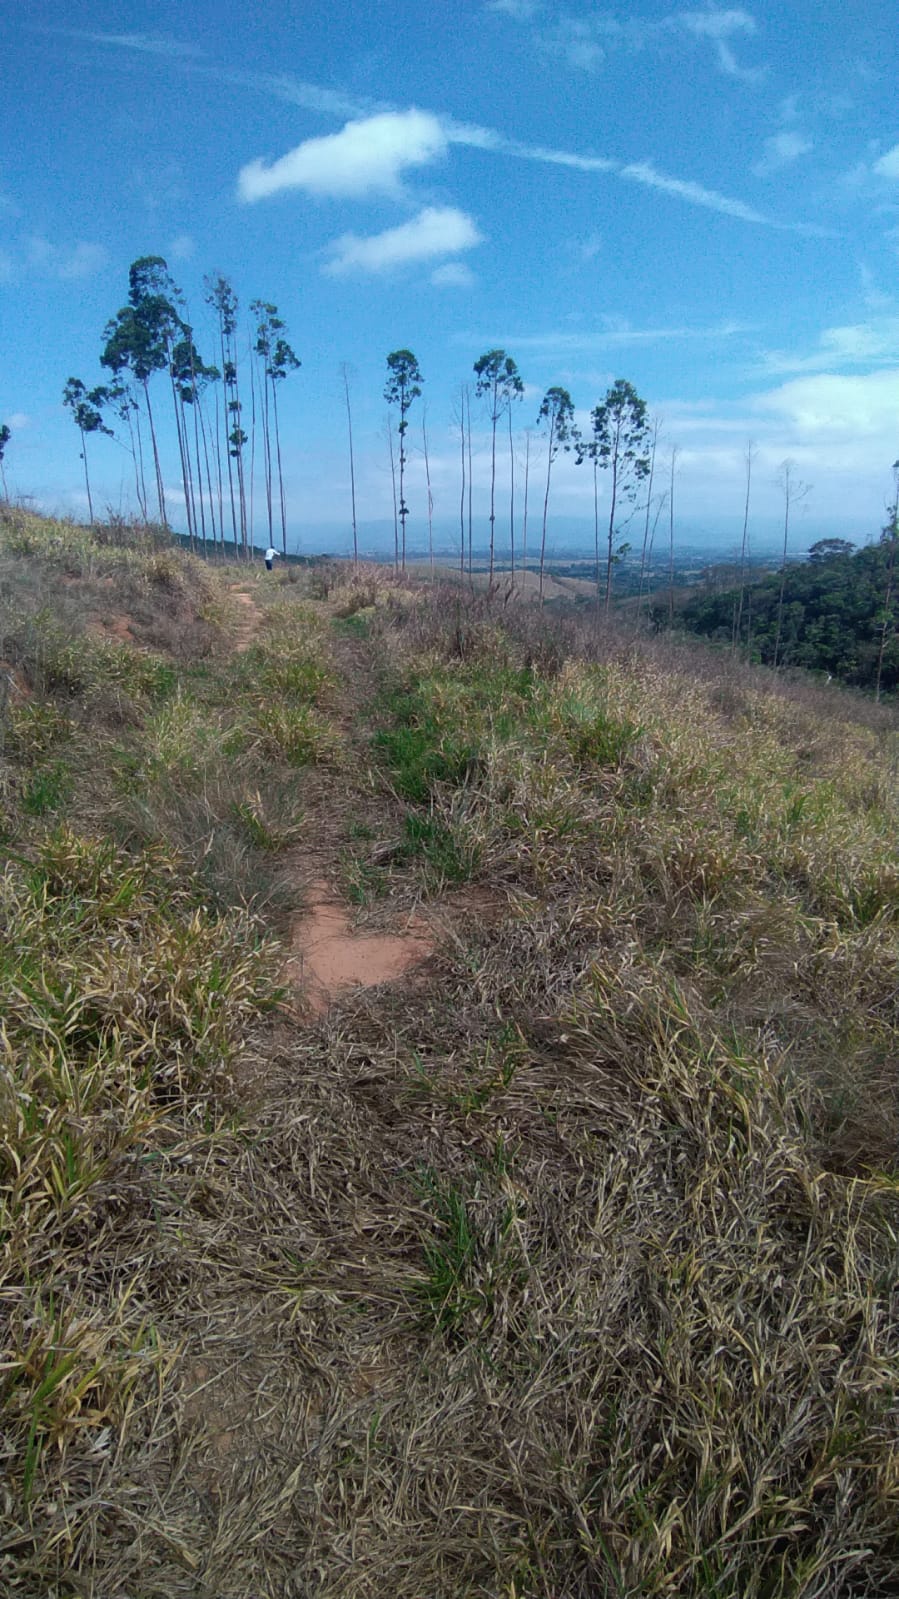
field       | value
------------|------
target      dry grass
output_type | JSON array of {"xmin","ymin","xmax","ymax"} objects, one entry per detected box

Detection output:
[{"xmin": 1, "ymin": 519, "xmax": 898, "ymax": 1596}]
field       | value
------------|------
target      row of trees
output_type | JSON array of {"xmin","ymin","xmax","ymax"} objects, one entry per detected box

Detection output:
[
  {"xmin": 61, "ymin": 257, "xmax": 300, "ymax": 557},
  {"xmin": 380, "ymin": 347, "xmax": 656, "ymax": 608}
]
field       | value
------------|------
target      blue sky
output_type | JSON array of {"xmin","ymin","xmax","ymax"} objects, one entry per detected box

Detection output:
[{"xmin": 2, "ymin": 0, "xmax": 898, "ymax": 556}]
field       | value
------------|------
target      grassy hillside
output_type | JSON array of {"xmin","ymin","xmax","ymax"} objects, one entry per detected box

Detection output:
[{"xmin": 2, "ymin": 508, "xmax": 898, "ymax": 1598}]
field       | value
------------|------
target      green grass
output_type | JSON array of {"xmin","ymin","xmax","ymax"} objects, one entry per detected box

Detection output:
[{"xmin": 2, "ymin": 518, "xmax": 898, "ymax": 1598}]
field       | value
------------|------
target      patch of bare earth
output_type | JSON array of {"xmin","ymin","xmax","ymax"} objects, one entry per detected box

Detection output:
[{"xmin": 286, "ymin": 877, "xmax": 434, "ymax": 1016}]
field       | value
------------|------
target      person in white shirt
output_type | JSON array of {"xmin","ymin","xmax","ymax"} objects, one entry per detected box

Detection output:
[{"xmin": 264, "ymin": 547, "xmax": 279, "ymax": 571}]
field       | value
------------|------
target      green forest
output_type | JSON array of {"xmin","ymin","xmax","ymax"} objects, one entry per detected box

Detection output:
[{"xmin": 676, "ymin": 529, "xmax": 899, "ymax": 695}]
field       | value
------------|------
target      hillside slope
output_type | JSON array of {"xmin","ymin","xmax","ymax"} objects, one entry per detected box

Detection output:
[{"xmin": 2, "ymin": 510, "xmax": 898, "ymax": 1598}]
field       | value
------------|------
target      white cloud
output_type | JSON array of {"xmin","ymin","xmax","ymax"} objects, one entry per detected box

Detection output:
[
  {"xmin": 324, "ymin": 206, "xmax": 482, "ymax": 275},
  {"xmin": 238, "ymin": 110, "xmax": 447, "ymax": 202},
  {"xmin": 678, "ymin": 8, "xmax": 759, "ymax": 78},
  {"xmin": 457, "ymin": 320, "xmax": 752, "ymax": 353},
  {"xmin": 16, "ymin": 237, "xmax": 107, "ymax": 280},
  {"xmin": 431, "ymin": 261, "xmax": 475, "ymax": 288},
  {"xmin": 874, "ymin": 144, "xmax": 899, "ymax": 179},
  {"xmin": 55, "ymin": 29, "xmax": 203, "ymax": 59},
  {"xmin": 537, "ymin": 18, "xmax": 608, "ymax": 72},
  {"xmin": 168, "ymin": 233, "xmax": 195, "ymax": 260},
  {"xmin": 753, "ymin": 369, "xmax": 899, "ymax": 441},
  {"xmin": 485, "ymin": 0, "xmax": 539, "ymax": 14},
  {"xmin": 6, "ymin": 413, "xmax": 30, "ymax": 430},
  {"xmin": 57, "ymin": 242, "xmax": 108, "ymax": 279},
  {"xmin": 753, "ymin": 130, "xmax": 813, "ymax": 176},
  {"xmin": 761, "ymin": 316, "xmax": 899, "ymax": 375}
]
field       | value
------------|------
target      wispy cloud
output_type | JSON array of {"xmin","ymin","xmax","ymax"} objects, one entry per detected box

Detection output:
[
  {"xmin": 678, "ymin": 9, "xmax": 760, "ymax": 79},
  {"xmin": 488, "ymin": 4, "xmax": 762, "ymax": 79},
  {"xmin": 431, "ymin": 261, "xmax": 476, "ymax": 288},
  {"xmin": 168, "ymin": 233, "xmax": 195, "ymax": 261},
  {"xmin": 484, "ymin": 0, "xmax": 539, "ymax": 15},
  {"xmin": 753, "ymin": 130, "xmax": 813, "ymax": 176},
  {"xmin": 50, "ymin": 28, "xmax": 808, "ymax": 233},
  {"xmin": 760, "ymin": 316, "xmax": 899, "ymax": 375},
  {"xmin": 874, "ymin": 145, "xmax": 899, "ymax": 179},
  {"xmin": 239, "ymin": 110, "xmax": 447, "ymax": 202},
  {"xmin": 323, "ymin": 206, "xmax": 482, "ymax": 276},
  {"xmin": 11, "ymin": 236, "xmax": 109, "ymax": 281},
  {"xmin": 454, "ymin": 319, "xmax": 753, "ymax": 353},
  {"xmin": 51, "ymin": 28, "xmax": 204, "ymax": 59}
]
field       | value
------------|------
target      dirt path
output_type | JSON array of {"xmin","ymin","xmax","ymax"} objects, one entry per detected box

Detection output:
[{"xmin": 228, "ymin": 586, "xmax": 262, "ymax": 652}]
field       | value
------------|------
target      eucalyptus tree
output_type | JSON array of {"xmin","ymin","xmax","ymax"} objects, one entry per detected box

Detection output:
[
  {"xmin": 536, "ymin": 386, "xmax": 575, "ymax": 603},
  {"xmin": 0, "ymin": 423, "xmax": 10, "ymax": 499},
  {"xmin": 107, "ymin": 379, "xmax": 148, "ymax": 519},
  {"xmin": 250, "ymin": 305, "xmax": 302, "ymax": 556},
  {"xmin": 384, "ymin": 349, "xmax": 423, "ymax": 571},
  {"xmin": 474, "ymin": 348, "xmax": 524, "ymax": 584},
  {"xmin": 171, "ymin": 331, "xmax": 220, "ymax": 551},
  {"xmin": 773, "ymin": 460, "xmax": 811, "ymax": 668},
  {"xmin": 422, "ymin": 406, "xmax": 435, "ymax": 578},
  {"xmin": 580, "ymin": 379, "xmax": 651, "ymax": 616},
  {"xmin": 635, "ymin": 415, "xmax": 661, "ymax": 627},
  {"xmin": 62, "ymin": 378, "xmax": 112, "ymax": 524},
  {"xmin": 205, "ymin": 274, "xmax": 246, "ymax": 554}
]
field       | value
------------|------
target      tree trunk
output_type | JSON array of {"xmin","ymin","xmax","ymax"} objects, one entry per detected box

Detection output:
[
  {"xmin": 733, "ymin": 444, "xmax": 753, "ymax": 654},
  {"xmin": 636, "ymin": 421, "xmax": 658, "ymax": 632},
  {"xmin": 272, "ymin": 377, "xmax": 288, "ymax": 556},
  {"xmin": 605, "ymin": 419, "xmax": 621, "ymax": 615},
  {"xmin": 80, "ymin": 427, "xmax": 94, "ymax": 524},
  {"xmin": 508, "ymin": 403, "xmax": 515, "ymax": 585},
  {"xmin": 466, "ymin": 387, "xmax": 473, "ymax": 587},
  {"xmin": 667, "ymin": 448, "xmax": 677, "ymax": 628},
  {"xmin": 343, "ymin": 367, "xmax": 358, "ymax": 566},
  {"xmin": 423, "ymin": 411, "xmax": 434, "ymax": 580},
  {"xmin": 459, "ymin": 391, "xmax": 466, "ymax": 581},
  {"xmin": 522, "ymin": 431, "xmax": 530, "ymax": 589},
  {"xmin": 388, "ymin": 416, "xmax": 399, "ymax": 575},
  {"xmin": 142, "ymin": 378, "xmax": 166, "ymax": 525},
  {"xmin": 488, "ymin": 384, "xmax": 497, "ymax": 588},
  {"xmin": 539, "ymin": 416, "xmax": 556, "ymax": 606}
]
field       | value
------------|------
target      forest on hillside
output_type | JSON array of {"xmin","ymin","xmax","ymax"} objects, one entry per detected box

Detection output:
[{"xmin": 676, "ymin": 531, "xmax": 899, "ymax": 696}]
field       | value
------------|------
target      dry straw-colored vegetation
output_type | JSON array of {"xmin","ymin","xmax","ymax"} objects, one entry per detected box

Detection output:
[{"xmin": 1, "ymin": 509, "xmax": 897, "ymax": 1597}]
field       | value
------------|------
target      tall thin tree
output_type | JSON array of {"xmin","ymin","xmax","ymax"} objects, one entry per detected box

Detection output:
[
  {"xmin": 457, "ymin": 387, "xmax": 467, "ymax": 581},
  {"xmin": 773, "ymin": 460, "xmax": 811, "ymax": 668},
  {"xmin": 341, "ymin": 364, "xmax": 358, "ymax": 566},
  {"xmin": 384, "ymin": 350, "xmax": 423, "ymax": 572},
  {"xmin": 537, "ymin": 387, "xmax": 575, "ymax": 604},
  {"xmin": 668, "ymin": 446, "xmax": 679, "ymax": 628},
  {"xmin": 62, "ymin": 379, "xmax": 112, "ymax": 524},
  {"xmin": 521, "ymin": 428, "xmax": 531, "ymax": 590},
  {"xmin": 387, "ymin": 414, "xmax": 399, "ymax": 574},
  {"xmin": 635, "ymin": 415, "xmax": 661, "ymax": 629},
  {"xmin": 473, "ymin": 349, "xmax": 524, "ymax": 587},
  {"xmin": 579, "ymin": 379, "xmax": 651, "ymax": 617},
  {"xmin": 732, "ymin": 442, "xmax": 756, "ymax": 653},
  {"xmin": 422, "ymin": 406, "xmax": 435, "ymax": 579}
]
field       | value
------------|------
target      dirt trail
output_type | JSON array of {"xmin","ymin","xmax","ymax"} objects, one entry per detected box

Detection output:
[
  {"xmin": 285, "ymin": 877, "xmax": 434, "ymax": 1016},
  {"xmin": 229, "ymin": 587, "xmax": 262, "ymax": 652}
]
